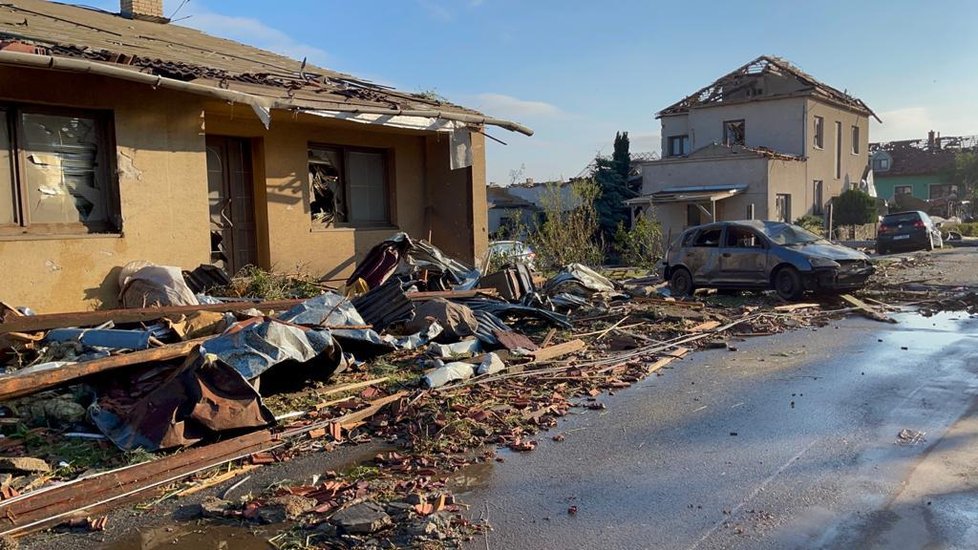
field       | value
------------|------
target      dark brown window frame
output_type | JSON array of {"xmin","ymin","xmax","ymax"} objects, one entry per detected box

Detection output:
[
  {"xmin": 0, "ymin": 103, "xmax": 119, "ymax": 237},
  {"xmin": 308, "ymin": 142, "xmax": 395, "ymax": 229}
]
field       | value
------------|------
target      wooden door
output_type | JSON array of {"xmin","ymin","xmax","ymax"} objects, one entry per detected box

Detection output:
[{"xmin": 205, "ymin": 136, "xmax": 258, "ymax": 274}]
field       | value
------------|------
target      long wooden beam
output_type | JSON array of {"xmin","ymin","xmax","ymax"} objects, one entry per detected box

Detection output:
[
  {"xmin": 0, "ymin": 337, "xmax": 210, "ymax": 402},
  {"xmin": 0, "ymin": 299, "xmax": 305, "ymax": 335}
]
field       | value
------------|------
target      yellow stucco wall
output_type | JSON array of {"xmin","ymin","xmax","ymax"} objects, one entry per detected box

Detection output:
[
  {"xmin": 0, "ymin": 67, "xmax": 488, "ymax": 312},
  {"xmin": 0, "ymin": 66, "xmax": 210, "ymax": 312}
]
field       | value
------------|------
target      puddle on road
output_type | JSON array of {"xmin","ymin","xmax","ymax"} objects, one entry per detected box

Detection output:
[
  {"xmin": 105, "ymin": 441, "xmax": 399, "ymax": 550},
  {"xmin": 446, "ymin": 460, "xmax": 495, "ymax": 494},
  {"xmin": 106, "ymin": 522, "xmax": 278, "ymax": 550}
]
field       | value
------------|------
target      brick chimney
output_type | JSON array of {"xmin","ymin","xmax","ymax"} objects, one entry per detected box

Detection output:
[
  {"xmin": 927, "ymin": 130, "xmax": 936, "ymax": 150},
  {"xmin": 120, "ymin": 0, "xmax": 168, "ymax": 23}
]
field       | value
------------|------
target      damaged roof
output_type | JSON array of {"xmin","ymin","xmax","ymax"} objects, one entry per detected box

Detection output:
[
  {"xmin": 870, "ymin": 135, "xmax": 978, "ymax": 177},
  {"xmin": 0, "ymin": 0, "xmax": 531, "ymax": 134},
  {"xmin": 658, "ymin": 55, "xmax": 878, "ymax": 122}
]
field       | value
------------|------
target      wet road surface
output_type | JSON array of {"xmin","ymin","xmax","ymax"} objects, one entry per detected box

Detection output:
[{"xmin": 460, "ymin": 311, "xmax": 978, "ymax": 550}]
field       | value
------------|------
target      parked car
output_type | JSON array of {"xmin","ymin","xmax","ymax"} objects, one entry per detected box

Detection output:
[
  {"xmin": 876, "ymin": 210, "xmax": 944, "ymax": 254},
  {"xmin": 662, "ymin": 220, "xmax": 875, "ymax": 301},
  {"xmin": 486, "ymin": 240, "xmax": 536, "ymax": 270}
]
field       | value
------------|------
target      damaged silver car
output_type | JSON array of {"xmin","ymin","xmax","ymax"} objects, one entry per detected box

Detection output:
[{"xmin": 662, "ymin": 220, "xmax": 875, "ymax": 300}]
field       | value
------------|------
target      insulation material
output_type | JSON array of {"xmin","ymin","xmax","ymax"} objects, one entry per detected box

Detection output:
[{"xmin": 119, "ymin": 263, "xmax": 199, "ymax": 308}]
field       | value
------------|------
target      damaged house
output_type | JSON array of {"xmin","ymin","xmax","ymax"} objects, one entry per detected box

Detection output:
[
  {"xmin": 630, "ymin": 56, "xmax": 877, "ymax": 237},
  {"xmin": 0, "ymin": 0, "xmax": 530, "ymax": 312}
]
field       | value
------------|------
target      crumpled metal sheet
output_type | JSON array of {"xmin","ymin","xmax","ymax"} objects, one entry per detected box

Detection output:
[
  {"xmin": 543, "ymin": 263, "xmax": 616, "ymax": 298},
  {"xmin": 346, "ymin": 233, "xmax": 481, "ymax": 291},
  {"xmin": 279, "ymin": 293, "xmax": 394, "ymax": 354},
  {"xmin": 46, "ymin": 328, "xmax": 152, "ymax": 351},
  {"xmin": 89, "ymin": 353, "xmax": 276, "ymax": 451},
  {"xmin": 200, "ymin": 318, "xmax": 342, "ymax": 380},
  {"xmin": 462, "ymin": 298, "xmax": 572, "ymax": 329}
]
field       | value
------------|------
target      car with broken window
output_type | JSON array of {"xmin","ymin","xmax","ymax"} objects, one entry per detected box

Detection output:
[
  {"xmin": 662, "ymin": 220, "xmax": 875, "ymax": 300},
  {"xmin": 876, "ymin": 210, "xmax": 944, "ymax": 254}
]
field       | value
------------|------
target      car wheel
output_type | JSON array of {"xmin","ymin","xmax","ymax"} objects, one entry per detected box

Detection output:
[
  {"xmin": 773, "ymin": 266, "xmax": 804, "ymax": 301},
  {"xmin": 669, "ymin": 267, "xmax": 694, "ymax": 297}
]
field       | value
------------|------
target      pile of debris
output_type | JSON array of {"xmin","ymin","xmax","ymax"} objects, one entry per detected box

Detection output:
[{"xmin": 0, "ymin": 233, "xmax": 964, "ymax": 547}]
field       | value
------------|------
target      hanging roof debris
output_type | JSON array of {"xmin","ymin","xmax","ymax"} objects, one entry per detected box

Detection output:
[
  {"xmin": 0, "ymin": 0, "xmax": 532, "ymax": 135},
  {"xmin": 657, "ymin": 55, "xmax": 879, "ymax": 122}
]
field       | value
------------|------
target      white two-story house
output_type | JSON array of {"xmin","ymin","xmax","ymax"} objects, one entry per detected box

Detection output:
[{"xmin": 630, "ymin": 56, "xmax": 878, "ymax": 238}]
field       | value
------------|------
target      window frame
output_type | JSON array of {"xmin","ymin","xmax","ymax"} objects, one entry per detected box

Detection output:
[
  {"xmin": 851, "ymin": 125, "xmax": 860, "ymax": 154},
  {"xmin": 894, "ymin": 185, "xmax": 912, "ymax": 196},
  {"xmin": 0, "ymin": 103, "xmax": 119, "ymax": 237},
  {"xmin": 813, "ymin": 116, "xmax": 824, "ymax": 149},
  {"xmin": 873, "ymin": 157, "xmax": 890, "ymax": 171},
  {"xmin": 308, "ymin": 142, "xmax": 394, "ymax": 229},
  {"xmin": 834, "ymin": 121, "xmax": 842, "ymax": 179},
  {"xmin": 775, "ymin": 193, "xmax": 792, "ymax": 223},
  {"xmin": 667, "ymin": 134, "xmax": 689, "ymax": 157},
  {"xmin": 723, "ymin": 119, "xmax": 746, "ymax": 146},
  {"xmin": 812, "ymin": 180, "xmax": 824, "ymax": 215}
]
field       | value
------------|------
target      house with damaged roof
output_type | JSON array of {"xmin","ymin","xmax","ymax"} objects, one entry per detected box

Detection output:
[
  {"xmin": 0, "ymin": 0, "xmax": 531, "ymax": 312},
  {"xmin": 630, "ymin": 56, "xmax": 877, "ymax": 238}
]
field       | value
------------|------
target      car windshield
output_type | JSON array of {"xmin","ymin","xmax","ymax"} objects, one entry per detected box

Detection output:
[
  {"xmin": 882, "ymin": 213, "xmax": 921, "ymax": 226},
  {"xmin": 762, "ymin": 223, "xmax": 827, "ymax": 245}
]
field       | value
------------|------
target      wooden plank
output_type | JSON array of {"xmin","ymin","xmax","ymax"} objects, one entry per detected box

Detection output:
[
  {"xmin": 646, "ymin": 347, "xmax": 690, "ymax": 374},
  {"xmin": 540, "ymin": 328, "xmax": 557, "ymax": 348},
  {"xmin": 405, "ymin": 290, "xmax": 485, "ymax": 301},
  {"xmin": 0, "ymin": 336, "xmax": 211, "ymax": 402},
  {"xmin": 688, "ymin": 320, "xmax": 721, "ymax": 333},
  {"xmin": 773, "ymin": 303, "xmax": 820, "ymax": 312},
  {"xmin": 529, "ymin": 339, "xmax": 586, "ymax": 362},
  {"xmin": 840, "ymin": 294, "xmax": 896, "ymax": 323},
  {"xmin": 0, "ymin": 431, "xmax": 279, "ymax": 537},
  {"xmin": 0, "ymin": 300, "xmax": 305, "ymax": 335}
]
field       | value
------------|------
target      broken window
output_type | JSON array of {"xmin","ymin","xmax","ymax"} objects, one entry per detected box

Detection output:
[
  {"xmin": 929, "ymin": 184, "xmax": 958, "ymax": 199},
  {"xmin": 775, "ymin": 193, "xmax": 791, "ymax": 223},
  {"xmin": 693, "ymin": 228, "xmax": 722, "ymax": 247},
  {"xmin": 0, "ymin": 110, "xmax": 14, "ymax": 225},
  {"xmin": 834, "ymin": 121, "xmax": 842, "ymax": 179},
  {"xmin": 0, "ymin": 106, "xmax": 117, "ymax": 235},
  {"xmin": 725, "ymin": 227, "xmax": 762, "ymax": 248},
  {"xmin": 667, "ymin": 135, "xmax": 689, "ymax": 157},
  {"xmin": 894, "ymin": 185, "xmax": 912, "ymax": 196},
  {"xmin": 851, "ymin": 125, "xmax": 860, "ymax": 154},
  {"xmin": 813, "ymin": 116, "xmax": 824, "ymax": 149},
  {"xmin": 873, "ymin": 157, "xmax": 890, "ymax": 171},
  {"xmin": 309, "ymin": 145, "xmax": 389, "ymax": 227},
  {"xmin": 813, "ymin": 180, "xmax": 824, "ymax": 215},
  {"xmin": 723, "ymin": 120, "xmax": 745, "ymax": 146}
]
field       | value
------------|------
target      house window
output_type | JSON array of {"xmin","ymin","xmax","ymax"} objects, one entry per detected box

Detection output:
[
  {"xmin": 929, "ymin": 184, "xmax": 959, "ymax": 199},
  {"xmin": 309, "ymin": 145, "xmax": 390, "ymax": 227},
  {"xmin": 723, "ymin": 120, "xmax": 745, "ymax": 146},
  {"xmin": 834, "ymin": 121, "xmax": 842, "ymax": 179},
  {"xmin": 667, "ymin": 135, "xmax": 689, "ymax": 157},
  {"xmin": 813, "ymin": 180, "xmax": 824, "ymax": 215},
  {"xmin": 775, "ymin": 193, "xmax": 791, "ymax": 222},
  {"xmin": 873, "ymin": 157, "xmax": 890, "ymax": 171},
  {"xmin": 851, "ymin": 125, "xmax": 860, "ymax": 154},
  {"xmin": 0, "ymin": 106, "xmax": 117, "ymax": 235},
  {"xmin": 813, "ymin": 116, "xmax": 824, "ymax": 149},
  {"xmin": 894, "ymin": 185, "xmax": 912, "ymax": 196}
]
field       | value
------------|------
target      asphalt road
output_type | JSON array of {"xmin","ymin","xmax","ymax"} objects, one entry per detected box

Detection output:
[{"xmin": 458, "ymin": 309, "xmax": 978, "ymax": 550}]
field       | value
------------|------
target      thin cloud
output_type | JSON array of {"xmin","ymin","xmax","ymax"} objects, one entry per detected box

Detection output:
[
  {"xmin": 182, "ymin": 11, "xmax": 330, "ymax": 67},
  {"xmin": 416, "ymin": 0, "xmax": 453, "ymax": 21},
  {"xmin": 474, "ymin": 93, "xmax": 565, "ymax": 119}
]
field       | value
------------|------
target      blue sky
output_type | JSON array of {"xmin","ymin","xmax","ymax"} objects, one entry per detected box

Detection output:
[{"xmin": 85, "ymin": 0, "xmax": 978, "ymax": 184}]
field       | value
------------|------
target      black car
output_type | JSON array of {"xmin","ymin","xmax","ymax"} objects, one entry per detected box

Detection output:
[
  {"xmin": 876, "ymin": 211, "xmax": 944, "ymax": 254},
  {"xmin": 662, "ymin": 220, "xmax": 875, "ymax": 301}
]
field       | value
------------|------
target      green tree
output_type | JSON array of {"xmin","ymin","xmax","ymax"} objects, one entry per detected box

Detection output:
[
  {"xmin": 593, "ymin": 132, "xmax": 636, "ymax": 245},
  {"xmin": 948, "ymin": 151, "xmax": 978, "ymax": 199},
  {"xmin": 833, "ymin": 189, "xmax": 877, "ymax": 239}
]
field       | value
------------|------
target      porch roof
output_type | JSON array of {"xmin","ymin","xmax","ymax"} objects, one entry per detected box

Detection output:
[{"xmin": 625, "ymin": 184, "xmax": 748, "ymax": 205}]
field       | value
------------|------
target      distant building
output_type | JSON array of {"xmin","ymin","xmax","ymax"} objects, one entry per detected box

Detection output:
[
  {"xmin": 870, "ymin": 132, "xmax": 976, "ymax": 202},
  {"xmin": 486, "ymin": 179, "xmax": 581, "ymax": 237},
  {"xmin": 631, "ymin": 55, "xmax": 877, "ymax": 237}
]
